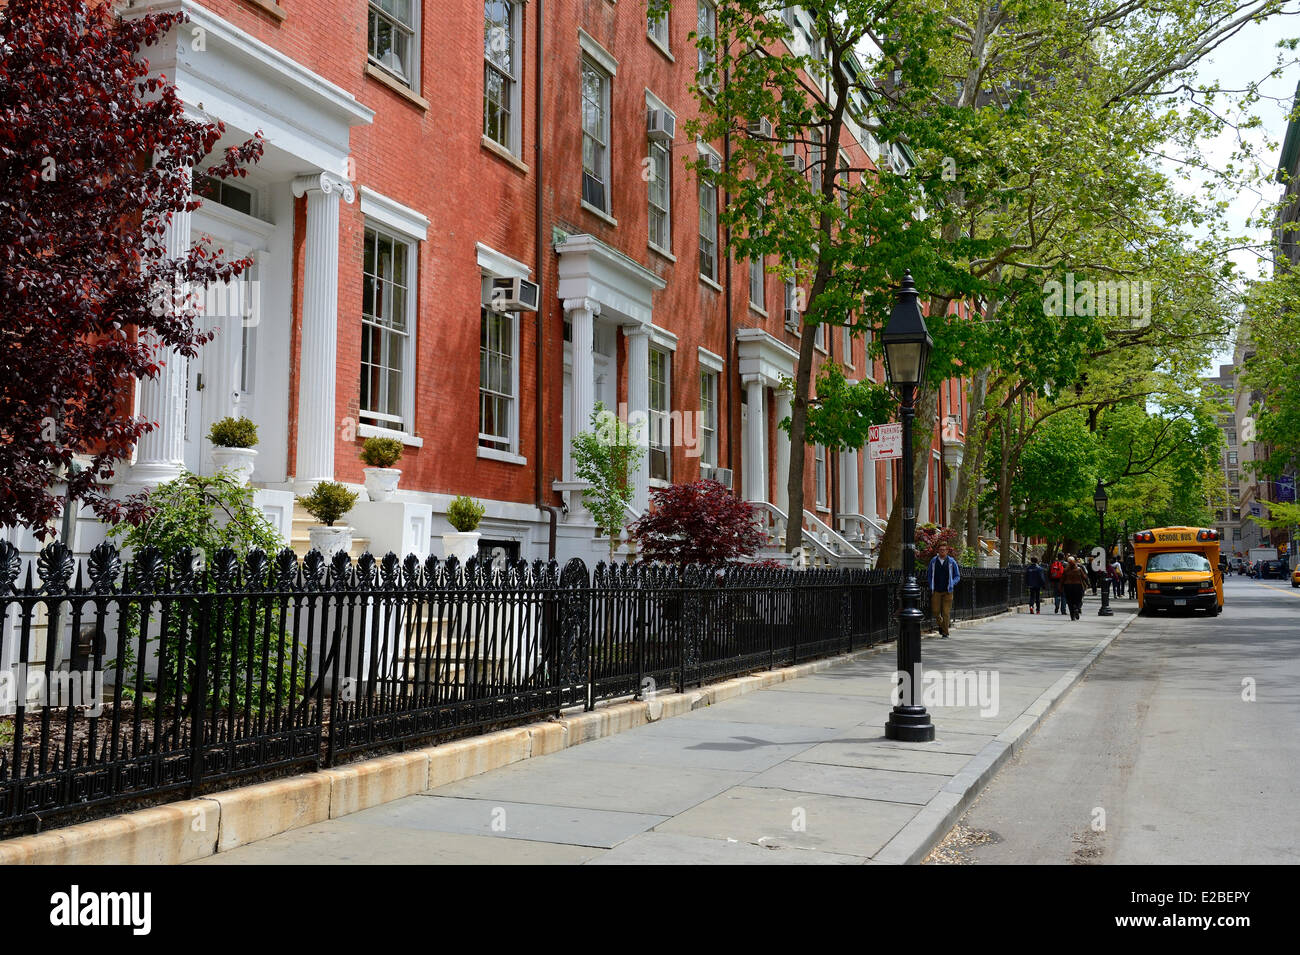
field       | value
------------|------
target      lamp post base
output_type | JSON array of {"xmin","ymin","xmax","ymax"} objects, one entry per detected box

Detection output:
[{"xmin": 885, "ymin": 706, "xmax": 935, "ymax": 742}]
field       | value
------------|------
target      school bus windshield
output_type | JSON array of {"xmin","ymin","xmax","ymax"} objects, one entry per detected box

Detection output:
[{"xmin": 1146, "ymin": 552, "xmax": 1212, "ymax": 573}]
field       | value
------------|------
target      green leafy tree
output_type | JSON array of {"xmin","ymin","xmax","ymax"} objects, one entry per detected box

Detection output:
[{"xmin": 572, "ymin": 403, "xmax": 646, "ymax": 562}]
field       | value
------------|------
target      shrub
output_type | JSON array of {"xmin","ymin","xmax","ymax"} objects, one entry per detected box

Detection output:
[
  {"xmin": 360, "ymin": 436, "xmax": 403, "ymax": 468},
  {"xmin": 109, "ymin": 471, "xmax": 293, "ymax": 706},
  {"xmin": 447, "ymin": 495, "xmax": 485, "ymax": 532},
  {"xmin": 299, "ymin": 481, "xmax": 358, "ymax": 526},
  {"xmin": 630, "ymin": 480, "xmax": 768, "ymax": 566},
  {"xmin": 916, "ymin": 523, "xmax": 963, "ymax": 565},
  {"xmin": 208, "ymin": 416, "xmax": 258, "ymax": 449}
]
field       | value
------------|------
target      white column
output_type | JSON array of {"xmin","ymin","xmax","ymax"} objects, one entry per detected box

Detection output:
[
  {"xmin": 292, "ymin": 172, "xmax": 354, "ymax": 492},
  {"xmin": 842, "ymin": 449, "xmax": 859, "ymax": 517},
  {"xmin": 565, "ymin": 298, "xmax": 599, "ymax": 432},
  {"xmin": 773, "ymin": 387, "xmax": 791, "ymax": 511},
  {"xmin": 744, "ymin": 376, "xmax": 768, "ymax": 503},
  {"xmin": 131, "ymin": 168, "xmax": 192, "ymax": 485},
  {"xmin": 863, "ymin": 453, "xmax": 878, "ymax": 527},
  {"xmin": 624, "ymin": 325, "xmax": 651, "ymax": 514}
]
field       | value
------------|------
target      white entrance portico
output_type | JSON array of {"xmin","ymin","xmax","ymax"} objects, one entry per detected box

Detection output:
[
  {"xmin": 736, "ymin": 328, "xmax": 797, "ymax": 504},
  {"xmin": 554, "ymin": 234, "xmax": 666, "ymax": 518},
  {"xmin": 120, "ymin": 1, "xmax": 373, "ymax": 496}
]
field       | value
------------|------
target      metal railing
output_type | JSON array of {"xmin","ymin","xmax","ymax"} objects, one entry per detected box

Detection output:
[{"xmin": 0, "ymin": 540, "xmax": 1023, "ymax": 836}]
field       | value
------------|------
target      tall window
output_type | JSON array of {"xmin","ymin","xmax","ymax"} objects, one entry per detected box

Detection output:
[
  {"xmin": 581, "ymin": 58, "xmax": 611, "ymax": 211},
  {"xmin": 841, "ymin": 324, "xmax": 852, "ymax": 366},
  {"xmin": 368, "ymin": 0, "xmax": 417, "ymax": 86},
  {"xmin": 815, "ymin": 445, "xmax": 827, "ymax": 506},
  {"xmin": 648, "ymin": 9, "xmax": 669, "ymax": 50},
  {"xmin": 696, "ymin": 1, "xmax": 716, "ymax": 88},
  {"xmin": 649, "ymin": 348, "xmax": 671, "ymax": 480},
  {"xmin": 361, "ymin": 227, "xmax": 413, "ymax": 432},
  {"xmin": 749, "ymin": 259, "xmax": 765, "ymax": 310},
  {"xmin": 700, "ymin": 370, "xmax": 718, "ymax": 468},
  {"xmin": 649, "ymin": 133, "xmax": 671, "ymax": 250},
  {"xmin": 809, "ymin": 127, "xmax": 823, "ymax": 194},
  {"xmin": 814, "ymin": 322, "xmax": 825, "ymax": 350},
  {"xmin": 484, "ymin": 1, "xmax": 518, "ymax": 152},
  {"xmin": 784, "ymin": 277, "xmax": 799, "ymax": 331},
  {"xmin": 480, "ymin": 304, "xmax": 514, "ymax": 451},
  {"xmin": 699, "ymin": 177, "xmax": 718, "ymax": 280},
  {"xmin": 1228, "ymin": 450, "xmax": 1238, "ymax": 466}
]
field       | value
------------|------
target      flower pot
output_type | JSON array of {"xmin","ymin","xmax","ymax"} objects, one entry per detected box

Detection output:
[
  {"xmin": 308, "ymin": 524, "xmax": 353, "ymax": 561},
  {"xmin": 211, "ymin": 446, "xmax": 258, "ymax": 485},
  {"xmin": 442, "ymin": 531, "xmax": 481, "ymax": 566},
  {"xmin": 363, "ymin": 466, "xmax": 401, "ymax": 503}
]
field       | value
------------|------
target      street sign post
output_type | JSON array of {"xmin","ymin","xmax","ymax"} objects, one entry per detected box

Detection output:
[{"xmin": 868, "ymin": 423, "xmax": 903, "ymax": 461}]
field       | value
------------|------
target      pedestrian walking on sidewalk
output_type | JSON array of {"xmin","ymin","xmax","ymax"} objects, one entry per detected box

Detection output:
[
  {"xmin": 1110, "ymin": 559, "xmax": 1124, "ymax": 598},
  {"xmin": 1061, "ymin": 556, "xmax": 1088, "ymax": 620},
  {"xmin": 928, "ymin": 543, "xmax": 961, "ymax": 638},
  {"xmin": 1049, "ymin": 552, "xmax": 1067, "ymax": 614},
  {"xmin": 1025, "ymin": 557, "xmax": 1046, "ymax": 614}
]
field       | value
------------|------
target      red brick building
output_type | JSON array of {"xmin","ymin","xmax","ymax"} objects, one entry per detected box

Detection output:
[{"xmin": 31, "ymin": 0, "xmax": 976, "ymax": 567}]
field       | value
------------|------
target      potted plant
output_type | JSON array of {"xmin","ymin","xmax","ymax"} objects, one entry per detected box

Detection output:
[
  {"xmin": 298, "ymin": 481, "xmax": 359, "ymax": 559},
  {"xmin": 208, "ymin": 416, "xmax": 258, "ymax": 485},
  {"xmin": 443, "ymin": 495, "xmax": 485, "ymax": 564},
  {"xmin": 360, "ymin": 436, "xmax": 404, "ymax": 502}
]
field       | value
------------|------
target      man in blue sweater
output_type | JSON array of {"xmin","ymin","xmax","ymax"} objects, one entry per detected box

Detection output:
[{"xmin": 928, "ymin": 543, "xmax": 961, "ymax": 638}]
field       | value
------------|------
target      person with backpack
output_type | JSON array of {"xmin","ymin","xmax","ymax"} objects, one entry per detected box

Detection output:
[
  {"xmin": 1048, "ymin": 552, "xmax": 1067, "ymax": 614},
  {"xmin": 927, "ymin": 543, "xmax": 962, "ymax": 638},
  {"xmin": 1025, "ymin": 557, "xmax": 1046, "ymax": 614}
]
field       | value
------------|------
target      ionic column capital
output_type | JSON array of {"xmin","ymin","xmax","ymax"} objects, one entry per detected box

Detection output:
[
  {"xmin": 292, "ymin": 171, "xmax": 356, "ymax": 204},
  {"xmin": 563, "ymin": 297, "xmax": 601, "ymax": 317}
]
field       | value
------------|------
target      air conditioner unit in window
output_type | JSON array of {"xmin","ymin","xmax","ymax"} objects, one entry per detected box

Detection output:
[
  {"xmin": 647, "ymin": 108, "xmax": 676, "ymax": 143},
  {"xmin": 784, "ymin": 153, "xmax": 806, "ymax": 174},
  {"xmin": 747, "ymin": 117, "xmax": 774, "ymax": 138},
  {"xmin": 785, "ymin": 307, "xmax": 801, "ymax": 332},
  {"xmin": 713, "ymin": 468, "xmax": 733, "ymax": 489},
  {"xmin": 649, "ymin": 447, "xmax": 669, "ymax": 482},
  {"xmin": 700, "ymin": 464, "xmax": 715, "ymax": 482},
  {"xmin": 488, "ymin": 276, "xmax": 540, "ymax": 313}
]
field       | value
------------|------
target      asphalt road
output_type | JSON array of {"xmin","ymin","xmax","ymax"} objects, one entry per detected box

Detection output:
[{"xmin": 938, "ymin": 576, "xmax": 1300, "ymax": 864}]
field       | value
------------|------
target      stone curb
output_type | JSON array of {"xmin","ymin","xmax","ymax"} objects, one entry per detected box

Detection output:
[
  {"xmin": 871, "ymin": 612, "xmax": 1137, "ymax": 866},
  {"xmin": 0, "ymin": 607, "xmax": 1030, "ymax": 865}
]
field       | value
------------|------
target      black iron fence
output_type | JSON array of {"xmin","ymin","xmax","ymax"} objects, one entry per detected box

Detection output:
[{"xmin": 0, "ymin": 540, "xmax": 1023, "ymax": 835}]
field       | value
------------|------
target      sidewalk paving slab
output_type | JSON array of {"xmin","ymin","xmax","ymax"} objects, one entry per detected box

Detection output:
[{"xmin": 195, "ymin": 598, "xmax": 1136, "ymax": 865}]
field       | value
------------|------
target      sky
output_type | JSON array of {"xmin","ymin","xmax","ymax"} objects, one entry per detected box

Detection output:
[{"xmin": 1178, "ymin": 9, "xmax": 1300, "ymax": 374}]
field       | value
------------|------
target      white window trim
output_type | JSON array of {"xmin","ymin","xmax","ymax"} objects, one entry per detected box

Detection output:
[
  {"xmin": 580, "ymin": 53, "xmax": 614, "ymax": 216},
  {"xmin": 697, "ymin": 141, "xmax": 722, "ymax": 283},
  {"xmin": 368, "ymin": 0, "xmax": 421, "ymax": 93},
  {"xmin": 697, "ymin": 346, "xmax": 724, "ymax": 373},
  {"xmin": 360, "ymin": 187, "xmax": 430, "ymax": 241},
  {"xmin": 360, "ymin": 221, "xmax": 420, "ymax": 438},
  {"xmin": 479, "ymin": 275, "xmax": 524, "ymax": 459},
  {"xmin": 579, "ymin": 29, "xmax": 619, "ymax": 75},
  {"xmin": 649, "ymin": 345, "xmax": 673, "ymax": 485},
  {"xmin": 646, "ymin": 91, "xmax": 675, "ymax": 256},
  {"xmin": 647, "ymin": 9, "xmax": 672, "ymax": 59},
  {"xmin": 699, "ymin": 368, "xmax": 718, "ymax": 469},
  {"xmin": 358, "ymin": 423, "xmax": 424, "ymax": 448}
]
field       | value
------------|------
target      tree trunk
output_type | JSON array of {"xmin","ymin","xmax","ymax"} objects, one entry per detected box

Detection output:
[
  {"xmin": 783, "ymin": 328, "xmax": 819, "ymax": 553},
  {"xmin": 948, "ymin": 364, "xmax": 990, "ymax": 545}
]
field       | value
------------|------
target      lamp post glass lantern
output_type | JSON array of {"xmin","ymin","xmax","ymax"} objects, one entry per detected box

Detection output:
[
  {"xmin": 883, "ymin": 271, "xmax": 935, "ymax": 742},
  {"xmin": 1094, "ymin": 480, "xmax": 1113, "ymax": 616}
]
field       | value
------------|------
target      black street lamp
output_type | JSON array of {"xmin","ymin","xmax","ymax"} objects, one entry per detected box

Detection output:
[
  {"xmin": 882, "ymin": 271, "xmax": 935, "ymax": 742},
  {"xmin": 1094, "ymin": 479, "xmax": 1113, "ymax": 617}
]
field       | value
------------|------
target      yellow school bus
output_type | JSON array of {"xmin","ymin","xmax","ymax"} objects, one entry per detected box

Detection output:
[{"xmin": 1132, "ymin": 527, "xmax": 1223, "ymax": 617}]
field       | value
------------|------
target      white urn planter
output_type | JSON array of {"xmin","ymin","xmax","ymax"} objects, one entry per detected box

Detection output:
[
  {"xmin": 442, "ymin": 531, "xmax": 482, "ymax": 566},
  {"xmin": 364, "ymin": 467, "xmax": 401, "ymax": 503},
  {"xmin": 309, "ymin": 524, "xmax": 354, "ymax": 561},
  {"xmin": 211, "ymin": 446, "xmax": 258, "ymax": 485}
]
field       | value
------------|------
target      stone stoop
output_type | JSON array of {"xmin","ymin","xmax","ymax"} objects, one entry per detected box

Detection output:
[{"xmin": 289, "ymin": 504, "xmax": 370, "ymax": 560}]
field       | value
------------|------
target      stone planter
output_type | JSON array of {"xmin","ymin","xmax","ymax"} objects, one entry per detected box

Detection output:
[
  {"xmin": 308, "ymin": 524, "xmax": 353, "ymax": 561},
  {"xmin": 211, "ymin": 446, "xmax": 258, "ymax": 485},
  {"xmin": 442, "ymin": 531, "xmax": 481, "ymax": 567},
  {"xmin": 363, "ymin": 467, "xmax": 401, "ymax": 503}
]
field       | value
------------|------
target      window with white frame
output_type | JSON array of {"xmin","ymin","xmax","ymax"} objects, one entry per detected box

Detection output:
[
  {"xmin": 784, "ymin": 276, "xmax": 800, "ymax": 331},
  {"xmin": 814, "ymin": 322, "xmax": 825, "ymax": 351},
  {"xmin": 368, "ymin": 0, "xmax": 418, "ymax": 87},
  {"xmin": 696, "ymin": 0, "xmax": 716, "ymax": 89},
  {"xmin": 648, "ymin": 8, "xmax": 669, "ymax": 50},
  {"xmin": 815, "ymin": 444, "xmax": 827, "ymax": 507},
  {"xmin": 581, "ymin": 57, "xmax": 611, "ymax": 212},
  {"xmin": 484, "ymin": 1, "xmax": 519, "ymax": 153},
  {"xmin": 649, "ymin": 347, "xmax": 671, "ymax": 480},
  {"xmin": 700, "ymin": 369, "xmax": 718, "ymax": 468},
  {"xmin": 360, "ymin": 226, "xmax": 415, "ymax": 433},
  {"xmin": 809, "ymin": 127, "xmax": 823, "ymax": 195},
  {"xmin": 841, "ymin": 324, "xmax": 852, "ymax": 366},
  {"xmin": 698, "ymin": 147, "xmax": 719, "ymax": 280},
  {"xmin": 749, "ymin": 259, "xmax": 765, "ymax": 310},
  {"xmin": 648, "ymin": 114, "xmax": 672, "ymax": 250},
  {"xmin": 479, "ymin": 285, "xmax": 517, "ymax": 453}
]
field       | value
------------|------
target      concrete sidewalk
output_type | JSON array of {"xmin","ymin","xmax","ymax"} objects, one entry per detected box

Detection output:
[{"xmin": 198, "ymin": 598, "xmax": 1136, "ymax": 865}]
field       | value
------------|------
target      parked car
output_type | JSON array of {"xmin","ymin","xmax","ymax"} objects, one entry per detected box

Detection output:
[
  {"xmin": 1291, "ymin": 566, "xmax": 1300, "ymax": 588},
  {"xmin": 1261, "ymin": 560, "xmax": 1288, "ymax": 580}
]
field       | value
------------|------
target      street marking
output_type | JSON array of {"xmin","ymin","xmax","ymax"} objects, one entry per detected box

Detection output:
[{"xmin": 1240, "ymin": 580, "xmax": 1300, "ymax": 598}]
